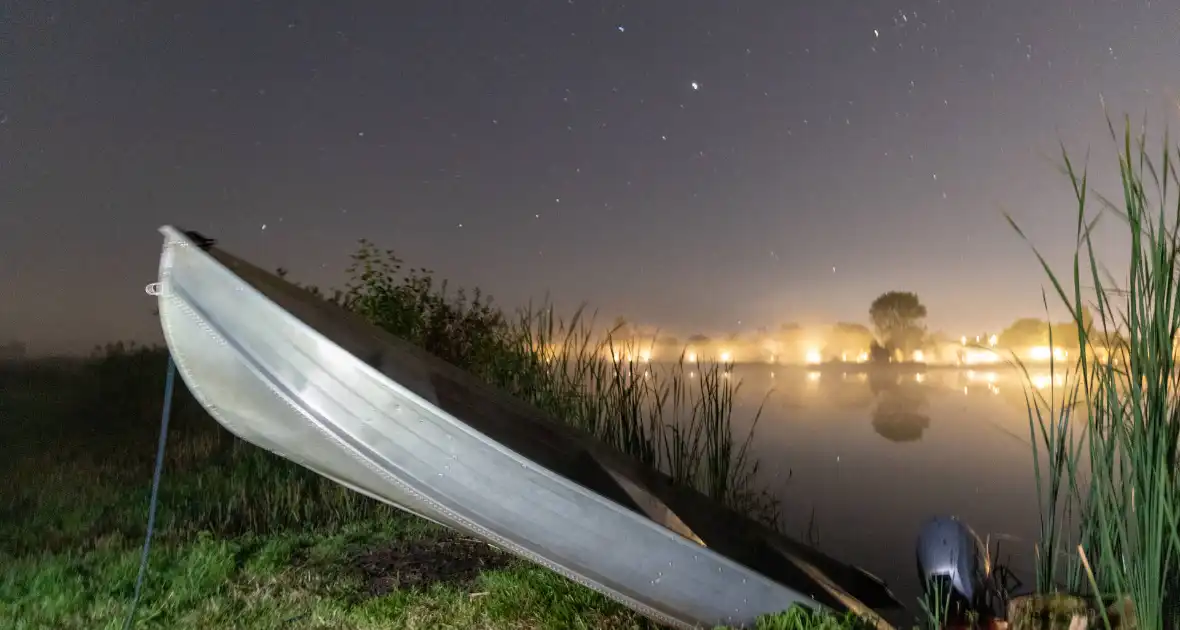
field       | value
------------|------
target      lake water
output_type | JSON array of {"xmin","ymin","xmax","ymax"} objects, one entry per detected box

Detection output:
[{"xmin": 720, "ymin": 364, "xmax": 1064, "ymax": 608}]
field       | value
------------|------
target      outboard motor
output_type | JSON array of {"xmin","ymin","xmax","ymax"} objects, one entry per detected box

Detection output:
[{"xmin": 916, "ymin": 516, "xmax": 989, "ymax": 614}]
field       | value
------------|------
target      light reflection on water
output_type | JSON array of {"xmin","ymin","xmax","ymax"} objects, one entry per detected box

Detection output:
[{"xmin": 719, "ymin": 364, "xmax": 1077, "ymax": 606}]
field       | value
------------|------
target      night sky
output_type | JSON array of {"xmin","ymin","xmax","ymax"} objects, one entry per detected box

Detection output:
[{"xmin": 5, "ymin": 1, "xmax": 1179, "ymax": 354}]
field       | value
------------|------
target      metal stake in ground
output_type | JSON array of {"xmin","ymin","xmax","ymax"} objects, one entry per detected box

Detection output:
[{"xmin": 121, "ymin": 355, "xmax": 177, "ymax": 630}]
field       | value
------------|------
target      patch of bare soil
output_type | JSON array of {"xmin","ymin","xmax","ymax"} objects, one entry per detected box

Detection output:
[{"xmin": 354, "ymin": 533, "xmax": 513, "ymax": 596}]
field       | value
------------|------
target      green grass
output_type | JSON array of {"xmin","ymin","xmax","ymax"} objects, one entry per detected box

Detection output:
[
  {"xmin": 0, "ymin": 242, "xmax": 801, "ymax": 628},
  {"xmin": 748, "ymin": 607, "xmax": 878, "ymax": 630},
  {"xmin": 1009, "ymin": 115, "xmax": 1180, "ymax": 629},
  {"xmin": 1, "ymin": 518, "xmax": 647, "ymax": 629}
]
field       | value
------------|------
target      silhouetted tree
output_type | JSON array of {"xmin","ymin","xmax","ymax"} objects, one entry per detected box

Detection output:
[
  {"xmin": 824, "ymin": 322, "xmax": 875, "ymax": 359},
  {"xmin": 869, "ymin": 291, "xmax": 927, "ymax": 355}
]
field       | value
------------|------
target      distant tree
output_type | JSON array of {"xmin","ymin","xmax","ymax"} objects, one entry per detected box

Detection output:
[
  {"xmin": 1051, "ymin": 305, "xmax": 1096, "ymax": 349},
  {"xmin": 869, "ymin": 291, "xmax": 927, "ymax": 354},
  {"xmin": 997, "ymin": 317, "xmax": 1050, "ymax": 348},
  {"xmin": 998, "ymin": 306, "xmax": 1096, "ymax": 350},
  {"xmin": 687, "ymin": 334, "xmax": 711, "ymax": 345},
  {"xmin": 777, "ymin": 323, "xmax": 806, "ymax": 345},
  {"xmin": 656, "ymin": 336, "xmax": 681, "ymax": 348},
  {"xmin": 925, "ymin": 330, "xmax": 952, "ymax": 346},
  {"xmin": 817, "ymin": 322, "xmax": 875, "ymax": 361},
  {"xmin": 831, "ymin": 322, "xmax": 875, "ymax": 348}
]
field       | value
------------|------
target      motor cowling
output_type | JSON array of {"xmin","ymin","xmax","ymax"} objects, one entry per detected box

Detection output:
[{"xmin": 915, "ymin": 516, "xmax": 988, "ymax": 606}]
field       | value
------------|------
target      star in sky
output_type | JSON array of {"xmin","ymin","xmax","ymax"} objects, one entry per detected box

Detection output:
[{"xmin": 2, "ymin": 0, "xmax": 1179, "ymax": 353}]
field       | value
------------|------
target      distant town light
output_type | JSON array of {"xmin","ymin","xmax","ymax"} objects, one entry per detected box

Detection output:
[
  {"xmin": 1028, "ymin": 346, "xmax": 1067, "ymax": 362},
  {"xmin": 962, "ymin": 349, "xmax": 1001, "ymax": 365}
]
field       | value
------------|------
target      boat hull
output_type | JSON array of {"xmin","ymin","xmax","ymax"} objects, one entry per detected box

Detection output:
[{"xmin": 154, "ymin": 226, "xmax": 907, "ymax": 628}]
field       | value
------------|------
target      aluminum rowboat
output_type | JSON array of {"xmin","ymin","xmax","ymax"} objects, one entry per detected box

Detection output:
[{"xmin": 153, "ymin": 226, "xmax": 909, "ymax": 629}]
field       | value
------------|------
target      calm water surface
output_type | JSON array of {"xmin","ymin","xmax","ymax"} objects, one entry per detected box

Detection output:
[{"xmin": 719, "ymin": 364, "xmax": 1065, "ymax": 607}]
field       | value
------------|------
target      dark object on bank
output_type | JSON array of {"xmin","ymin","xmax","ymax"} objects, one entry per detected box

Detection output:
[{"xmin": 916, "ymin": 515, "xmax": 990, "ymax": 622}]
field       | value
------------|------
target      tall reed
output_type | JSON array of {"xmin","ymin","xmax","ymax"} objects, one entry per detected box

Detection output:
[{"xmin": 1009, "ymin": 116, "xmax": 1180, "ymax": 630}]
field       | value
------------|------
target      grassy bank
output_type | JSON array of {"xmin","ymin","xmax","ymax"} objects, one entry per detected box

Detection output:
[
  {"xmin": 1013, "ymin": 118, "xmax": 1180, "ymax": 629},
  {"xmin": 0, "ymin": 244, "xmax": 784, "ymax": 627}
]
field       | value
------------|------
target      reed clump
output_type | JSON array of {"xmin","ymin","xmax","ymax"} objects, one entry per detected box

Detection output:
[{"xmin": 1011, "ymin": 116, "xmax": 1180, "ymax": 630}]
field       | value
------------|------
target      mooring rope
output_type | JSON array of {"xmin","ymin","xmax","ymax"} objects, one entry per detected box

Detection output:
[{"xmin": 121, "ymin": 355, "xmax": 177, "ymax": 630}]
